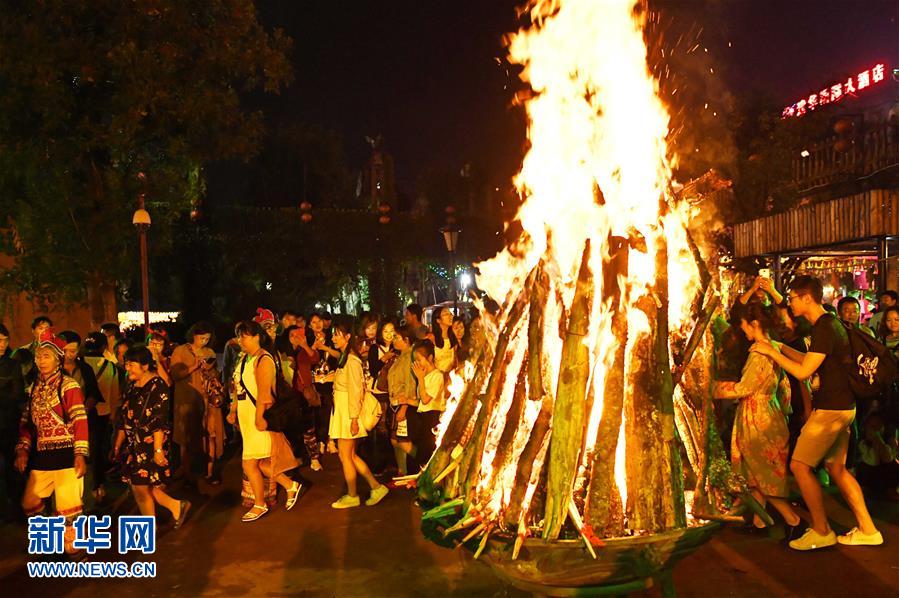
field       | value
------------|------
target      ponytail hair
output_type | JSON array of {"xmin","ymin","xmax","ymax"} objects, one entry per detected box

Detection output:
[{"xmin": 332, "ymin": 317, "xmax": 360, "ymax": 367}]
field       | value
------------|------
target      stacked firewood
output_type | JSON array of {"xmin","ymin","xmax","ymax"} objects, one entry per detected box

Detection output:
[{"xmin": 418, "ymin": 174, "xmax": 763, "ymax": 558}]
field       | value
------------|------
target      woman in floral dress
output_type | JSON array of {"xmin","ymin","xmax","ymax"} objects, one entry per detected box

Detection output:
[
  {"xmin": 114, "ymin": 346, "xmax": 191, "ymax": 528},
  {"xmin": 714, "ymin": 301, "xmax": 803, "ymax": 537}
]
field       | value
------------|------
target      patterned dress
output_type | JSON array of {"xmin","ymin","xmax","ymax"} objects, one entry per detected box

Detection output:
[
  {"xmin": 119, "ymin": 377, "xmax": 172, "ymax": 487},
  {"xmin": 715, "ymin": 345, "xmax": 792, "ymax": 498}
]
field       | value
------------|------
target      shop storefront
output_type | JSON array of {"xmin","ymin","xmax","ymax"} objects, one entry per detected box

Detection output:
[{"xmin": 734, "ymin": 188, "xmax": 899, "ymax": 317}]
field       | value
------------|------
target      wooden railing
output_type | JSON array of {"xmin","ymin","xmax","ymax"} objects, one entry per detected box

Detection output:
[
  {"xmin": 791, "ymin": 122, "xmax": 899, "ymax": 191},
  {"xmin": 734, "ymin": 189, "xmax": 899, "ymax": 257}
]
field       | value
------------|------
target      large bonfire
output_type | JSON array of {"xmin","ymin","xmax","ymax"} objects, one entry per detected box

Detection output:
[{"xmin": 417, "ymin": 0, "xmax": 739, "ymax": 560}]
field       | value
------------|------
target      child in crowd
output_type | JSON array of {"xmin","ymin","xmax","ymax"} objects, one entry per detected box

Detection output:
[{"xmin": 410, "ymin": 340, "xmax": 445, "ymax": 465}]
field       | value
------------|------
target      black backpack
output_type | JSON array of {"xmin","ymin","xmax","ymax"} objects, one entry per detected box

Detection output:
[
  {"xmin": 839, "ymin": 320, "xmax": 899, "ymax": 400},
  {"xmin": 239, "ymin": 353, "xmax": 305, "ymax": 434}
]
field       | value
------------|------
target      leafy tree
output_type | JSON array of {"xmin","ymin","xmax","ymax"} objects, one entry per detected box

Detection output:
[{"xmin": 0, "ymin": 0, "xmax": 292, "ymax": 313}]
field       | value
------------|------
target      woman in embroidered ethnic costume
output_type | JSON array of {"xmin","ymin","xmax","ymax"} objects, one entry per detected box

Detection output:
[
  {"xmin": 714, "ymin": 302, "xmax": 804, "ymax": 535},
  {"xmin": 113, "ymin": 346, "xmax": 191, "ymax": 528},
  {"xmin": 15, "ymin": 332, "xmax": 89, "ymax": 554}
]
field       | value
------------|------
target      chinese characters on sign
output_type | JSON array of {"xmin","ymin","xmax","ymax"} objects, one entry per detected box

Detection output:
[
  {"xmin": 27, "ymin": 515, "xmax": 156, "ymax": 555},
  {"xmin": 783, "ymin": 62, "xmax": 888, "ymax": 118}
]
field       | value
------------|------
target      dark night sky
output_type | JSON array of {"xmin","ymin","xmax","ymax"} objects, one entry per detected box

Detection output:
[{"xmin": 222, "ymin": 0, "xmax": 899, "ymax": 202}]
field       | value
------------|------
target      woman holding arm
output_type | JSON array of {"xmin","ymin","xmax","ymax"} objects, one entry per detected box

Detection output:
[
  {"xmin": 714, "ymin": 302, "xmax": 803, "ymax": 540},
  {"xmin": 329, "ymin": 319, "xmax": 388, "ymax": 509}
]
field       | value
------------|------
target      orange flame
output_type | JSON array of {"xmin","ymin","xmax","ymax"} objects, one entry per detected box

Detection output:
[{"xmin": 438, "ymin": 0, "xmax": 702, "ymax": 535}]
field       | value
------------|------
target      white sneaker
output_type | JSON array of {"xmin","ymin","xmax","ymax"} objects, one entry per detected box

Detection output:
[
  {"xmin": 310, "ymin": 458, "xmax": 322, "ymax": 471},
  {"xmin": 331, "ymin": 494, "xmax": 360, "ymax": 509},
  {"xmin": 837, "ymin": 527, "xmax": 883, "ymax": 546},
  {"xmin": 365, "ymin": 485, "xmax": 389, "ymax": 506},
  {"xmin": 789, "ymin": 528, "xmax": 837, "ymax": 551}
]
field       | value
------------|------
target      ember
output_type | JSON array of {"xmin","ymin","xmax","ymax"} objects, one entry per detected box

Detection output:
[{"xmin": 417, "ymin": 0, "xmax": 742, "ymax": 562}]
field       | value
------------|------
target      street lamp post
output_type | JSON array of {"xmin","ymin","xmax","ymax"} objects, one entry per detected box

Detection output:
[
  {"xmin": 441, "ymin": 224, "xmax": 461, "ymax": 315},
  {"xmin": 132, "ymin": 193, "xmax": 152, "ymax": 333}
]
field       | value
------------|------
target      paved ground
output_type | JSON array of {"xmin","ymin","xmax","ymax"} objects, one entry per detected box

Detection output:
[{"xmin": 1, "ymin": 450, "xmax": 897, "ymax": 597}]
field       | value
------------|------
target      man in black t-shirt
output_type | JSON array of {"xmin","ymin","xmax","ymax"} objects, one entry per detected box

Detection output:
[{"xmin": 754, "ymin": 275, "xmax": 882, "ymax": 550}]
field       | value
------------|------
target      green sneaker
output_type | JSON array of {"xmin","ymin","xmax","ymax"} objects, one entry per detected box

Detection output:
[
  {"xmin": 365, "ymin": 485, "xmax": 389, "ymax": 506},
  {"xmin": 789, "ymin": 528, "xmax": 836, "ymax": 551},
  {"xmin": 331, "ymin": 494, "xmax": 361, "ymax": 509}
]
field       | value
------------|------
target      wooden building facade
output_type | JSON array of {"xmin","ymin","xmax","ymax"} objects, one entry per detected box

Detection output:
[{"xmin": 733, "ymin": 188, "xmax": 899, "ymax": 292}]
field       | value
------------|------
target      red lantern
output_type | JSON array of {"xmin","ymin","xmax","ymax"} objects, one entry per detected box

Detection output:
[
  {"xmin": 378, "ymin": 215, "xmax": 391, "ymax": 225},
  {"xmin": 378, "ymin": 202, "xmax": 391, "ymax": 214},
  {"xmin": 190, "ymin": 209, "xmax": 202, "ymax": 222},
  {"xmin": 301, "ymin": 212, "xmax": 313, "ymax": 223},
  {"xmin": 834, "ymin": 138, "xmax": 852, "ymax": 153},
  {"xmin": 833, "ymin": 118, "xmax": 853, "ymax": 135},
  {"xmin": 445, "ymin": 205, "xmax": 456, "ymax": 215},
  {"xmin": 299, "ymin": 201, "xmax": 312, "ymax": 212}
]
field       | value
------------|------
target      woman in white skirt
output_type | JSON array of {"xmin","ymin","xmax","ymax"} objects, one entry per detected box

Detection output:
[
  {"xmin": 329, "ymin": 319, "xmax": 388, "ymax": 509},
  {"xmin": 227, "ymin": 320, "xmax": 301, "ymax": 522}
]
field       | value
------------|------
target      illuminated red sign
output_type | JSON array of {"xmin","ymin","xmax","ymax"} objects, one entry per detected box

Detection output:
[{"xmin": 782, "ymin": 62, "xmax": 887, "ymax": 118}]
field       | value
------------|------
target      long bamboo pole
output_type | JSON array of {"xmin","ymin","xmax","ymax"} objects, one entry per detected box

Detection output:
[
  {"xmin": 543, "ymin": 241, "xmax": 593, "ymax": 540},
  {"xmin": 585, "ymin": 236, "xmax": 628, "ymax": 536}
]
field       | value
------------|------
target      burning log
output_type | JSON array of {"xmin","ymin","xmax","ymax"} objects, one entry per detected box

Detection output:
[
  {"xmin": 455, "ymin": 266, "xmax": 540, "ymax": 497},
  {"xmin": 504, "ymin": 386, "xmax": 554, "ymax": 529},
  {"xmin": 673, "ymin": 293, "xmax": 721, "ymax": 387},
  {"xmin": 418, "ymin": 345, "xmax": 490, "ymax": 502},
  {"xmin": 656, "ymin": 227, "xmax": 688, "ymax": 531},
  {"xmin": 512, "ymin": 515, "xmax": 527, "ymax": 560},
  {"xmin": 543, "ymin": 242, "xmax": 593, "ymax": 540},
  {"xmin": 482, "ymin": 356, "xmax": 529, "ymax": 500},
  {"xmin": 585, "ymin": 236, "xmax": 628, "ymax": 537},
  {"xmin": 528, "ymin": 266, "xmax": 550, "ymax": 400},
  {"xmin": 421, "ymin": 267, "xmax": 535, "ymax": 500},
  {"xmin": 458, "ymin": 342, "xmax": 523, "ymax": 496},
  {"xmin": 624, "ymin": 226, "xmax": 686, "ymax": 533}
]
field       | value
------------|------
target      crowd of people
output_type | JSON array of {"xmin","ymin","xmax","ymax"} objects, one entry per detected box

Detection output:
[
  {"xmin": 1, "ymin": 275, "xmax": 896, "ymax": 557},
  {"xmin": 715, "ymin": 275, "xmax": 897, "ymax": 551},
  {"xmin": 0, "ymin": 302, "xmax": 476, "ymax": 554}
]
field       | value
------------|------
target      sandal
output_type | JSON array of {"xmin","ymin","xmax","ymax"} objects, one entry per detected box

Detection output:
[
  {"xmin": 285, "ymin": 481, "xmax": 304, "ymax": 511},
  {"xmin": 241, "ymin": 504, "xmax": 269, "ymax": 522}
]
